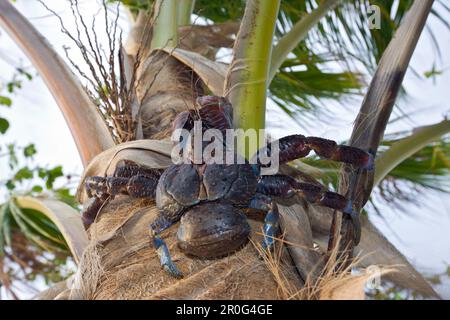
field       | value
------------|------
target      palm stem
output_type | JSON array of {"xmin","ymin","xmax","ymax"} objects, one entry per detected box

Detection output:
[
  {"xmin": 269, "ymin": 0, "xmax": 340, "ymax": 82},
  {"xmin": 177, "ymin": 0, "xmax": 195, "ymax": 26},
  {"xmin": 330, "ymin": 0, "xmax": 435, "ymax": 257},
  {"xmin": 374, "ymin": 120, "xmax": 450, "ymax": 186},
  {"xmin": 225, "ymin": 0, "xmax": 280, "ymax": 158},
  {"xmin": 151, "ymin": 0, "xmax": 178, "ymax": 49}
]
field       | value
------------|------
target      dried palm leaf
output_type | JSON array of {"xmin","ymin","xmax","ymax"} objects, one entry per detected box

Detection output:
[{"xmin": 14, "ymin": 196, "xmax": 88, "ymax": 264}]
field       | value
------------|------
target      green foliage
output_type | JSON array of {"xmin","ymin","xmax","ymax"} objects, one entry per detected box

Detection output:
[
  {"xmin": 39, "ymin": 166, "xmax": 65, "ymax": 189},
  {"xmin": 0, "ymin": 198, "xmax": 74, "ymax": 291},
  {"xmin": 14, "ymin": 167, "xmax": 34, "ymax": 182},
  {"xmin": 379, "ymin": 136, "xmax": 450, "ymax": 192},
  {"xmin": 1, "ymin": 142, "xmax": 78, "ymax": 253},
  {"xmin": 193, "ymin": 0, "xmax": 245, "ymax": 23},
  {"xmin": 424, "ymin": 63, "xmax": 445, "ymax": 85},
  {"xmin": 0, "ymin": 143, "xmax": 77, "ymax": 296},
  {"xmin": 2, "ymin": 144, "xmax": 76, "ymax": 204},
  {"xmin": 0, "ymin": 51, "xmax": 73, "ymax": 296},
  {"xmin": 109, "ymin": 0, "xmax": 149, "ymax": 12},
  {"xmin": 4, "ymin": 67, "xmax": 33, "ymax": 94},
  {"xmin": 23, "ymin": 143, "xmax": 37, "ymax": 158},
  {"xmin": 114, "ymin": 0, "xmax": 449, "ymax": 119},
  {"xmin": 0, "ymin": 117, "xmax": 9, "ymax": 134},
  {"xmin": 0, "ymin": 96, "xmax": 12, "ymax": 106},
  {"xmin": 270, "ymin": 46, "xmax": 362, "ymax": 123}
]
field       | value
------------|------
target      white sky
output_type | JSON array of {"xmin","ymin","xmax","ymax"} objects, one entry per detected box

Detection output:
[{"xmin": 0, "ymin": 0, "xmax": 449, "ymax": 299}]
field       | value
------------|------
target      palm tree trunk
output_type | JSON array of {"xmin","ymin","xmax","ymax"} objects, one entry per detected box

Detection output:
[
  {"xmin": 69, "ymin": 10, "xmax": 303, "ymax": 300},
  {"xmin": 329, "ymin": 0, "xmax": 435, "ymax": 264}
]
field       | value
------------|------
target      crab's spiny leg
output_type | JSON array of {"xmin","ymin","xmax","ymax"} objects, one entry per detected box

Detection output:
[
  {"xmin": 83, "ymin": 162, "xmax": 162, "ymax": 229},
  {"xmin": 257, "ymin": 135, "xmax": 374, "ymax": 169},
  {"xmin": 114, "ymin": 160, "xmax": 163, "ymax": 179},
  {"xmin": 85, "ymin": 174, "xmax": 159, "ymax": 199},
  {"xmin": 305, "ymin": 137, "xmax": 374, "ymax": 169},
  {"xmin": 149, "ymin": 216, "xmax": 183, "ymax": 278},
  {"xmin": 256, "ymin": 174, "xmax": 361, "ymax": 244},
  {"xmin": 125, "ymin": 175, "xmax": 159, "ymax": 198},
  {"xmin": 249, "ymin": 194, "xmax": 280, "ymax": 251},
  {"xmin": 81, "ymin": 195, "xmax": 108, "ymax": 229}
]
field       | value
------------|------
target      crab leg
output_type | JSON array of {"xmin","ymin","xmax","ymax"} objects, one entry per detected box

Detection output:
[
  {"xmin": 256, "ymin": 175, "xmax": 361, "ymax": 244},
  {"xmin": 113, "ymin": 160, "xmax": 163, "ymax": 179},
  {"xmin": 85, "ymin": 173, "xmax": 160, "ymax": 199},
  {"xmin": 81, "ymin": 195, "xmax": 108, "ymax": 229},
  {"xmin": 149, "ymin": 216, "xmax": 183, "ymax": 278},
  {"xmin": 257, "ymin": 135, "xmax": 374, "ymax": 169},
  {"xmin": 82, "ymin": 161, "xmax": 162, "ymax": 229},
  {"xmin": 249, "ymin": 194, "xmax": 280, "ymax": 251}
]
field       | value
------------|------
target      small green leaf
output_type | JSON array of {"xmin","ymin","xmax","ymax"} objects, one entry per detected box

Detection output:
[
  {"xmin": 17, "ymin": 68, "xmax": 33, "ymax": 80},
  {"xmin": 0, "ymin": 118, "xmax": 10, "ymax": 134},
  {"xmin": 14, "ymin": 167, "xmax": 34, "ymax": 182},
  {"xmin": 7, "ymin": 81, "xmax": 21, "ymax": 93},
  {"xmin": 54, "ymin": 188, "xmax": 78, "ymax": 208},
  {"xmin": 32, "ymin": 185, "xmax": 44, "ymax": 193},
  {"xmin": 23, "ymin": 144, "xmax": 37, "ymax": 158},
  {"xmin": 38, "ymin": 168, "xmax": 47, "ymax": 179},
  {"xmin": 7, "ymin": 144, "xmax": 18, "ymax": 169},
  {"xmin": 6, "ymin": 180, "xmax": 15, "ymax": 190},
  {"xmin": 46, "ymin": 166, "xmax": 64, "ymax": 189},
  {"xmin": 2, "ymin": 205, "xmax": 12, "ymax": 248},
  {"xmin": 0, "ymin": 96, "xmax": 12, "ymax": 106},
  {"xmin": 0, "ymin": 204, "xmax": 9, "ymax": 254}
]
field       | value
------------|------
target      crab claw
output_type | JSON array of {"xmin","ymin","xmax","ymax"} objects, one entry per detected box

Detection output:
[
  {"xmin": 163, "ymin": 264, "xmax": 184, "ymax": 279},
  {"xmin": 153, "ymin": 237, "xmax": 184, "ymax": 279}
]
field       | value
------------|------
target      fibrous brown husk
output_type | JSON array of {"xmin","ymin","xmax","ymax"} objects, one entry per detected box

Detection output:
[
  {"xmin": 80, "ymin": 197, "xmax": 301, "ymax": 300},
  {"xmin": 135, "ymin": 49, "xmax": 203, "ymax": 139}
]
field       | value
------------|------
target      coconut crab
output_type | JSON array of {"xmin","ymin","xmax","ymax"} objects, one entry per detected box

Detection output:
[{"xmin": 82, "ymin": 96, "xmax": 374, "ymax": 278}]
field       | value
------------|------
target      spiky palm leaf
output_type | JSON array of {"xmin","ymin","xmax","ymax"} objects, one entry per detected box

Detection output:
[{"xmin": 191, "ymin": 0, "xmax": 450, "ymax": 116}]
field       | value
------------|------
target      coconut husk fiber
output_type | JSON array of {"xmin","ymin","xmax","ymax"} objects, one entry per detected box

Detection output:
[{"xmin": 74, "ymin": 196, "xmax": 302, "ymax": 300}]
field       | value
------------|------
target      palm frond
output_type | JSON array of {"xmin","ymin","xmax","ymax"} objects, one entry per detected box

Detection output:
[
  {"xmin": 389, "ymin": 140, "xmax": 450, "ymax": 189},
  {"xmin": 115, "ymin": 0, "xmax": 449, "ymax": 119},
  {"xmin": 269, "ymin": 46, "xmax": 363, "ymax": 125}
]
